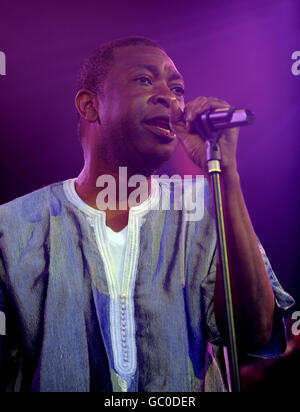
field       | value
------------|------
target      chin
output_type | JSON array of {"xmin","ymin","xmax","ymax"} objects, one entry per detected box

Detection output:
[
  {"xmin": 145, "ymin": 145, "xmax": 177, "ymax": 171},
  {"xmin": 128, "ymin": 137, "xmax": 178, "ymax": 174},
  {"xmin": 156, "ymin": 139, "xmax": 178, "ymax": 159}
]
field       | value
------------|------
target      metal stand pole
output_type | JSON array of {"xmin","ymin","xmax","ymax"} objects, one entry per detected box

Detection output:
[
  {"xmin": 191, "ymin": 106, "xmax": 255, "ymax": 392},
  {"xmin": 206, "ymin": 133, "xmax": 241, "ymax": 392}
]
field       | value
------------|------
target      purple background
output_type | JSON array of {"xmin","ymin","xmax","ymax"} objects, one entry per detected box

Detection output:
[{"xmin": 0, "ymin": 0, "xmax": 299, "ymax": 386}]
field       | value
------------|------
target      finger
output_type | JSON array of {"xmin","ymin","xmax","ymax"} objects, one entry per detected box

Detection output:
[
  {"xmin": 207, "ymin": 98, "xmax": 231, "ymax": 110},
  {"xmin": 185, "ymin": 96, "xmax": 230, "ymax": 110},
  {"xmin": 170, "ymin": 99, "xmax": 188, "ymax": 136},
  {"xmin": 184, "ymin": 97, "xmax": 208, "ymax": 119},
  {"xmin": 186, "ymin": 98, "xmax": 231, "ymax": 124},
  {"xmin": 207, "ymin": 96, "xmax": 230, "ymax": 106},
  {"xmin": 170, "ymin": 98, "xmax": 185, "ymax": 123}
]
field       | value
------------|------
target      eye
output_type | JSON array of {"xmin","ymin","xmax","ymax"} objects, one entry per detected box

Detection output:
[
  {"xmin": 135, "ymin": 76, "xmax": 152, "ymax": 85},
  {"xmin": 171, "ymin": 86, "xmax": 185, "ymax": 96}
]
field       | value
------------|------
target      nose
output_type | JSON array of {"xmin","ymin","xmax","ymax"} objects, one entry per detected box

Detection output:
[{"xmin": 149, "ymin": 91, "xmax": 174, "ymax": 108}]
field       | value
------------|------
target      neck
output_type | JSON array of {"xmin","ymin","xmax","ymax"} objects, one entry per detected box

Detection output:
[{"xmin": 75, "ymin": 156, "xmax": 153, "ymax": 211}]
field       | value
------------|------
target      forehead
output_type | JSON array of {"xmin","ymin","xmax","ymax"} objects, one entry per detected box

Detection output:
[{"xmin": 109, "ymin": 45, "xmax": 182, "ymax": 80}]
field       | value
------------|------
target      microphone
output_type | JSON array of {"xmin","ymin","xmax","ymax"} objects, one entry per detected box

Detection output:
[{"xmin": 190, "ymin": 107, "xmax": 254, "ymax": 137}]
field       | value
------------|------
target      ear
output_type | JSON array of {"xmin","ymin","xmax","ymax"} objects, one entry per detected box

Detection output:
[{"xmin": 75, "ymin": 89, "xmax": 100, "ymax": 123}]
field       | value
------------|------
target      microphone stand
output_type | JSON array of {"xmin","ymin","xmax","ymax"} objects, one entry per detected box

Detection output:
[
  {"xmin": 196, "ymin": 112, "xmax": 242, "ymax": 392},
  {"xmin": 207, "ymin": 136, "xmax": 241, "ymax": 393}
]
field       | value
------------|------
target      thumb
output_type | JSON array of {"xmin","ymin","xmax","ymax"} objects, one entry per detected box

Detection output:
[{"xmin": 170, "ymin": 98, "xmax": 186, "ymax": 134}]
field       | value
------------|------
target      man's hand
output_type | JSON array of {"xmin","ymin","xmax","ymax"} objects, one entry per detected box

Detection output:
[
  {"xmin": 170, "ymin": 96, "xmax": 239, "ymax": 177},
  {"xmin": 171, "ymin": 96, "xmax": 276, "ymax": 351}
]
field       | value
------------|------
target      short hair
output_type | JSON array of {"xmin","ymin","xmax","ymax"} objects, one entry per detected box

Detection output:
[{"xmin": 76, "ymin": 36, "xmax": 166, "ymax": 97}]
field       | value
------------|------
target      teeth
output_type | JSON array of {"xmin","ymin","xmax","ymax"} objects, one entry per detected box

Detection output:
[
  {"xmin": 145, "ymin": 122, "xmax": 176, "ymax": 138},
  {"xmin": 156, "ymin": 126, "xmax": 172, "ymax": 134}
]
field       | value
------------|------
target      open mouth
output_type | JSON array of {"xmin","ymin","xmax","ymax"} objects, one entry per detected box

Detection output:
[{"xmin": 143, "ymin": 116, "xmax": 176, "ymax": 142}]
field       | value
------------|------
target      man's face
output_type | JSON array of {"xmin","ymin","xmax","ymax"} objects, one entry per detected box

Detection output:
[{"xmin": 97, "ymin": 45, "xmax": 185, "ymax": 174}]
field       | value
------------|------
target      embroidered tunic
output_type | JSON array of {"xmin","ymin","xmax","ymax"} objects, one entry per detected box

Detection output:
[{"xmin": 0, "ymin": 178, "xmax": 294, "ymax": 391}]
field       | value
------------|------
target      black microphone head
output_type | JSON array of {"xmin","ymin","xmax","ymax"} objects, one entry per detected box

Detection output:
[{"xmin": 245, "ymin": 109, "xmax": 255, "ymax": 125}]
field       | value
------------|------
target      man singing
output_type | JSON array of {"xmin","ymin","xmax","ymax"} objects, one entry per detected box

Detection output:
[{"xmin": 0, "ymin": 36, "xmax": 294, "ymax": 392}]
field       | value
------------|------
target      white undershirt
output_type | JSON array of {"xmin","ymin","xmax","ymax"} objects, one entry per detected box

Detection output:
[
  {"xmin": 63, "ymin": 177, "xmax": 161, "ymax": 388},
  {"xmin": 105, "ymin": 225, "xmax": 128, "ymax": 286}
]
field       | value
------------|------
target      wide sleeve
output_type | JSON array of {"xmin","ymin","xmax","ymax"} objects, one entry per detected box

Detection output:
[
  {"xmin": 201, "ymin": 238, "xmax": 295, "ymax": 358},
  {"xmin": 0, "ymin": 242, "xmax": 22, "ymax": 391},
  {"xmin": 0, "ymin": 249, "xmax": 8, "ymax": 390},
  {"xmin": 247, "ymin": 240, "xmax": 295, "ymax": 358}
]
